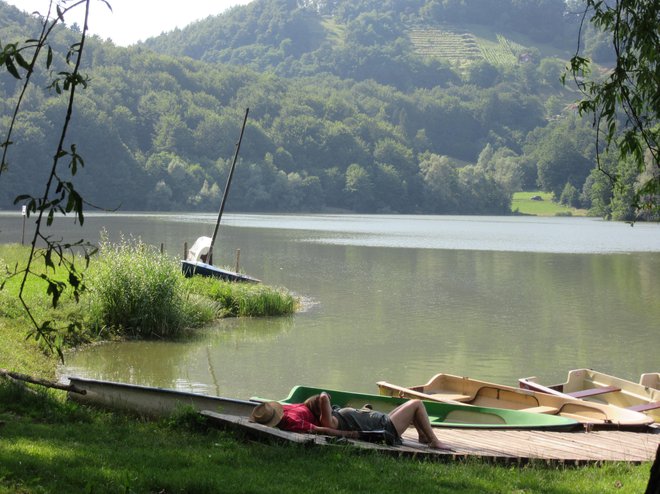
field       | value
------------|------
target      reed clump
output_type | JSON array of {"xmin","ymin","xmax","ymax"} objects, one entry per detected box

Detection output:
[
  {"xmin": 86, "ymin": 236, "xmax": 211, "ymax": 338},
  {"xmin": 185, "ymin": 276, "xmax": 297, "ymax": 317},
  {"xmin": 86, "ymin": 237, "xmax": 296, "ymax": 338},
  {"xmin": 1, "ymin": 241, "xmax": 297, "ymax": 342}
]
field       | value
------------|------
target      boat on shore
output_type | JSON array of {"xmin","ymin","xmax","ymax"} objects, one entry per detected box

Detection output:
[
  {"xmin": 66, "ymin": 376, "xmax": 257, "ymax": 418},
  {"xmin": 253, "ymin": 385, "xmax": 580, "ymax": 431},
  {"xmin": 181, "ymin": 240, "xmax": 260, "ymax": 283},
  {"xmin": 519, "ymin": 369, "xmax": 660, "ymax": 424},
  {"xmin": 377, "ymin": 373, "xmax": 653, "ymax": 430}
]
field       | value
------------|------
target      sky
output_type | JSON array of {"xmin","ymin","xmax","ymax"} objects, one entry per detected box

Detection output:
[{"xmin": 5, "ymin": 0, "xmax": 252, "ymax": 46}]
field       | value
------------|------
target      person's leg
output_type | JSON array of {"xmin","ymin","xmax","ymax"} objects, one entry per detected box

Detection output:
[{"xmin": 388, "ymin": 400, "xmax": 449, "ymax": 450}]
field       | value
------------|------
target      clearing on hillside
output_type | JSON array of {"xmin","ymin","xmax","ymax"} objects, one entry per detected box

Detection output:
[{"xmin": 408, "ymin": 25, "xmax": 529, "ymax": 69}]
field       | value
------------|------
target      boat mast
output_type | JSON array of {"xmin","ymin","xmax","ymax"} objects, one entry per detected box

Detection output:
[{"xmin": 208, "ymin": 108, "xmax": 249, "ymax": 265}]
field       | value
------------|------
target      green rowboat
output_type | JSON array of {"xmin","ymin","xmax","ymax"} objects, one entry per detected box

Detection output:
[{"xmin": 255, "ymin": 385, "xmax": 580, "ymax": 431}]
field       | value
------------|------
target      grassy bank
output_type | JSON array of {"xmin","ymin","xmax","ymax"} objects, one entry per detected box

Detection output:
[
  {"xmin": 512, "ymin": 191, "xmax": 588, "ymax": 216},
  {"xmin": 0, "ymin": 244, "xmax": 653, "ymax": 493}
]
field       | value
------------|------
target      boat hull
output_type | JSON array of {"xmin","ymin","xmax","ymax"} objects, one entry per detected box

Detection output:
[
  {"xmin": 180, "ymin": 260, "xmax": 260, "ymax": 283},
  {"xmin": 67, "ymin": 376, "xmax": 257, "ymax": 418},
  {"xmin": 254, "ymin": 385, "xmax": 580, "ymax": 431},
  {"xmin": 378, "ymin": 373, "xmax": 653, "ymax": 430},
  {"xmin": 520, "ymin": 369, "xmax": 660, "ymax": 424}
]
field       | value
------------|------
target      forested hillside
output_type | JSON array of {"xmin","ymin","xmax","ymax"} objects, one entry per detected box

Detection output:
[{"xmin": 0, "ymin": 0, "xmax": 639, "ymax": 218}]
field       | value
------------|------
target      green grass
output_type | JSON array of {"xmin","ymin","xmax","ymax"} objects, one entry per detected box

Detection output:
[
  {"xmin": 512, "ymin": 191, "xmax": 588, "ymax": 216},
  {"xmin": 186, "ymin": 275, "xmax": 298, "ymax": 317}
]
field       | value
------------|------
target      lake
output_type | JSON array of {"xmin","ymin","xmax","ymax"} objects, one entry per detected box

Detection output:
[{"xmin": 1, "ymin": 211, "xmax": 658, "ymax": 400}]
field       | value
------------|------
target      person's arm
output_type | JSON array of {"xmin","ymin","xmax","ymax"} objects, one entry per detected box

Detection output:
[
  {"xmin": 310, "ymin": 425, "xmax": 359, "ymax": 438},
  {"xmin": 318, "ymin": 392, "xmax": 339, "ymax": 428}
]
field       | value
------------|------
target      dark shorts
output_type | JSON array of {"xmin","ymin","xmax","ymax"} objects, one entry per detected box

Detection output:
[{"xmin": 332, "ymin": 406, "xmax": 401, "ymax": 445}]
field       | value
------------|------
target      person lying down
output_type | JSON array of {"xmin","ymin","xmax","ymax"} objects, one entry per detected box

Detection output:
[{"xmin": 249, "ymin": 391, "xmax": 451, "ymax": 450}]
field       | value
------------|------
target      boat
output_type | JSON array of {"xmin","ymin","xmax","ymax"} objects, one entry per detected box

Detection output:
[
  {"xmin": 519, "ymin": 369, "xmax": 660, "ymax": 423},
  {"xmin": 182, "ymin": 108, "xmax": 259, "ymax": 284},
  {"xmin": 66, "ymin": 376, "xmax": 257, "ymax": 418},
  {"xmin": 377, "ymin": 373, "xmax": 653, "ymax": 430},
  {"xmin": 181, "ymin": 236, "xmax": 260, "ymax": 283},
  {"xmin": 253, "ymin": 385, "xmax": 580, "ymax": 431}
]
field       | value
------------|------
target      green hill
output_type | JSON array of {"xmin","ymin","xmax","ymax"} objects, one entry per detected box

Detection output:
[{"xmin": 0, "ymin": 0, "xmax": 619, "ymax": 217}]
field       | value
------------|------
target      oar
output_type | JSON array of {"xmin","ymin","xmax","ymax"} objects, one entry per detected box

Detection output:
[{"xmin": 376, "ymin": 381, "xmax": 468, "ymax": 406}]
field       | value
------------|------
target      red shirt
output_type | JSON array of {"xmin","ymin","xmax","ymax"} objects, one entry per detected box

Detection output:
[{"xmin": 277, "ymin": 403, "xmax": 320, "ymax": 433}]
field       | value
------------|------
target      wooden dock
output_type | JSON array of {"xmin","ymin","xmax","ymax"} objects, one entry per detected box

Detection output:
[
  {"xmin": 403, "ymin": 427, "xmax": 660, "ymax": 464},
  {"xmin": 201, "ymin": 411, "xmax": 660, "ymax": 465}
]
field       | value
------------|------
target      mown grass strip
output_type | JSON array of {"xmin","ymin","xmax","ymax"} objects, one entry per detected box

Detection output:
[{"xmin": 512, "ymin": 191, "xmax": 587, "ymax": 216}]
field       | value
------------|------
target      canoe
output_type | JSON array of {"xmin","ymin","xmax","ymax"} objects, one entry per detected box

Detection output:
[
  {"xmin": 377, "ymin": 373, "xmax": 653, "ymax": 430},
  {"xmin": 253, "ymin": 385, "xmax": 580, "ymax": 431},
  {"xmin": 181, "ymin": 259, "xmax": 260, "ymax": 283},
  {"xmin": 66, "ymin": 376, "xmax": 257, "ymax": 418},
  {"xmin": 519, "ymin": 369, "xmax": 660, "ymax": 423}
]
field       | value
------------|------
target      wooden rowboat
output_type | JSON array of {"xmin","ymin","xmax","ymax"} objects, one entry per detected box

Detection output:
[
  {"xmin": 66, "ymin": 376, "xmax": 257, "ymax": 418},
  {"xmin": 254, "ymin": 385, "xmax": 580, "ymax": 431},
  {"xmin": 377, "ymin": 373, "xmax": 653, "ymax": 430},
  {"xmin": 519, "ymin": 369, "xmax": 660, "ymax": 424}
]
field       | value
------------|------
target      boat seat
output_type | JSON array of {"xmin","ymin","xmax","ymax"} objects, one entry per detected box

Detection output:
[
  {"xmin": 626, "ymin": 401, "xmax": 660, "ymax": 413},
  {"xmin": 567, "ymin": 386, "xmax": 620, "ymax": 399},
  {"xmin": 428, "ymin": 393, "xmax": 472, "ymax": 402},
  {"xmin": 519, "ymin": 405, "xmax": 559, "ymax": 415}
]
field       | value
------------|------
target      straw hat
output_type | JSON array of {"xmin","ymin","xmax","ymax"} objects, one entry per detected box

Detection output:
[{"xmin": 249, "ymin": 401, "xmax": 284, "ymax": 427}]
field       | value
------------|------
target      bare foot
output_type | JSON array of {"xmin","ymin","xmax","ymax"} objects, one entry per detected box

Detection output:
[{"xmin": 429, "ymin": 440, "xmax": 453, "ymax": 451}]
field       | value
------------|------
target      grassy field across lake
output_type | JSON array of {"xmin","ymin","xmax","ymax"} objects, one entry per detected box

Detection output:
[{"xmin": 512, "ymin": 191, "xmax": 588, "ymax": 216}]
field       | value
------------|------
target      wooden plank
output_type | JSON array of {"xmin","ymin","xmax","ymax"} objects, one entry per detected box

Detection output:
[
  {"xmin": 568, "ymin": 386, "xmax": 620, "ymax": 399},
  {"xmin": 429, "ymin": 429, "xmax": 520, "ymax": 457},
  {"xmin": 627, "ymin": 401, "xmax": 660, "ymax": 413},
  {"xmin": 429, "ymin": 428, "xmax": 660, "ymax": 463},
  {"xmin": 575, "ymin": 431, "xmax": 660, "ymax": 460},
  {"xmin": 200, "ymin": 410, "xmax": 316, "ymax": 445},
  {"xmin": 515, "ymin": 431, "xmax": 624, "ymax": 461},
  {"xmin": 201, "ymin": 410, "xmax": 660, "ymax": 464},
  {"xmin": 514, "ymin": 430, "xmax": 653, "ymax": 461},
  {"xmin": 491, "ymin": 431, "xmax": 598, "ymax": 460}
]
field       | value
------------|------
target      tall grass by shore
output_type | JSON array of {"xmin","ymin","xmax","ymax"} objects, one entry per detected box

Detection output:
[
  {"xmin": 86, "ymin": 236, "xmax": 209, "ymax": 338},
  {"xmin": 1, "ymin": 241, "xmax": 297, "ymax": 345},
  {"xmin": 186, "ymin": 275, "xmax": 297, "ymax": 317},
  {"xmin": 87, "ymin": 237, "xmax": 298, "ymax": 337}
]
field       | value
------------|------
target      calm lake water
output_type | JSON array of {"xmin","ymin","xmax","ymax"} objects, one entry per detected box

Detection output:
[{"xmin": 1, "ymin": 212, "xmax": 658, "ymax": 400}]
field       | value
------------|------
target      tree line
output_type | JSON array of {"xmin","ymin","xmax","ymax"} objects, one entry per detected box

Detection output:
[{"xmin": 0, "ymin": 0, "xmax": 652, "ymax": 220}]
